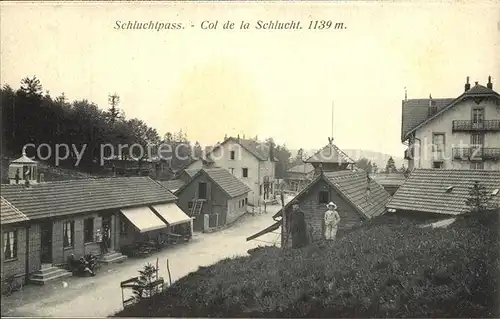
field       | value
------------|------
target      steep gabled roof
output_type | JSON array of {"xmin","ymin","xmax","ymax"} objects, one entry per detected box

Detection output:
[
  {"xmin": 273, "ymin": 170, "xmax": 390, "ymax": 219},
  {"xmin": 402, "ymin": 83, "xmax": 500, "ymax": 142},
  {"xmin": 0, "ymin": 177, "xmax": 177, "ymax": 221},
  {"xmin": 305, "ymin": 143, "xmax": 355, "ymax": 164},
  {"xmin": 174, "ymin": 168, "xmax": 251, "ymax": 199},
  {"xmin": 387, "ymin": 169, "xmax": 500, "ymax": 215},
  {"xmin": 401, "ymin": 98, "xmax": 454, "ymax": 142},
  {"xmin": 1, "ymin": 196, "xmax": 29, "ymax": 224}
]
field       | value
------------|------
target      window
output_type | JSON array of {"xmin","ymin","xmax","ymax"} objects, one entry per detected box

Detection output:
[
  {"xmin": 471, "ymin": 133, "xmax": 484, "ymax": 147},
  {"xmin": 198, "ymin": 182, "xmax": 207, "ymax": 200},
  {"xmin": 3, "ymin": 230, "xmax": 17, "ymax": 260},
  {"xmin": 318, "ymin": 191, "xmax": 329, "ymax": 204},
  {"xmin": 230, "ymin": 151, "xmax": 235, "ymax": 160},
  {"xmin": 242, "ymin": 168, "xmax": 248, "ymax": 178},
  {"xmin": 228, "ymin": 168, "xmax": 234, "ymax": 174},
  {"xmin": 472, "ymin": 108, "xmax": 484, "ymax": 124},
  {"xmin": 433, "ymin": 161, "xmax": 444, "ymax": 169},
  {"xmin": 63, "ymin": 221, "xmax": 74, "ymax": 248},
  {"xmin": 84, "ymin": 218, "xmax": 94, "ymax": 243},
  {"xmin": 470, "ymin": 162, "xmax": 484, "ymax": 170},
  {"xmin": 245, "ymin": 198, "xmax": 248, "ymax": 205},
  {"xmin": 432, "ymin": 133, "xmax": 445, "ymax": 153}
]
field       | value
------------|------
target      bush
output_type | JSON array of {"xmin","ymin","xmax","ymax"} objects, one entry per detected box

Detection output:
[{"xmin": 115, "ymin": 213, "xmax": 499, "ymax": 318}]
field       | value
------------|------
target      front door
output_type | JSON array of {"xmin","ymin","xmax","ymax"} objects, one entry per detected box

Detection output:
[{"xmin": 40, "ymin": 222, "xmax": 53, "ymax": 264}]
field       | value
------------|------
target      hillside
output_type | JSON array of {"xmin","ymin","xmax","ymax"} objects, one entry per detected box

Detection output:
[
  {"xmin": 115, "ymin": 212, "xmax": 499, "ymax": 318},
  {"xmin": 291, "ymin": 149, "xmax": 405, "ymax": 169}
]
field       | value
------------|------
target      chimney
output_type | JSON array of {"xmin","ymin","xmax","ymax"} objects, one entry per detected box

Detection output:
[
  {"xmin": 487, "ymin": 76, "xmax": 493, "ymax": 89},
  {"xmin": 237, "ymin": 134, "xmax": 240, "ymax": 142},
  {"xmin": 428, "ymin": 94, "xmax": 437, "ymax": 116},
  {"xmin": 465, "ymin": 76, "xmax": 470, "ymax": 92},
  {"xmin": 224, "ymin": 133, "xmax": 228, "ymax": 140}
]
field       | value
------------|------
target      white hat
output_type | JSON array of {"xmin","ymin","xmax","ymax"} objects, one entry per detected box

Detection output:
[{"xmin": 326, "ymin": 202, "xmax": 337, "ymax": 209}]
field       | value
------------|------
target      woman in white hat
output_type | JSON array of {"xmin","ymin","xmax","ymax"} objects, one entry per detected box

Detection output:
[{"xmin": 324, "ymin": 201, "xmax": 340, "ymax": 240}]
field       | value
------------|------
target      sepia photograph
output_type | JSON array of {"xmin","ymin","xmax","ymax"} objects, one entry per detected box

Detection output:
[{"xmin": 0, "ymin": 1, "xmax": 499, "ymax": 317}]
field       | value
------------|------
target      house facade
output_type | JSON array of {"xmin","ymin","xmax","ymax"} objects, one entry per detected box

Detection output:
[
  {"xmin": 402, "ymin": 77, "xmax": 500, "ymax": 171},
  {"xmin": 1, "ymin": 176, "xmax": 189, "ymax": 286},
  {"xmin": 183, "ymin": 137, "xmax": 276, "ymax": 206},
  {"xmin": 174, "ymin": 168, "xmax": 251, "ymax": 231}
]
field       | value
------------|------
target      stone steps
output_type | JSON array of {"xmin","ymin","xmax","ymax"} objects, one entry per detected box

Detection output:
[
  {"xmin": 100, "ymin": 251, "xmax": 127, "ymax": 264},
  {"xmin": 29, "ymin": 266, "xmax": 72, "ymax": 285}
]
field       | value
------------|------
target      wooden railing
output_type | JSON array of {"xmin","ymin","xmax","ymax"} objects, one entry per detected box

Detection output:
[
  {"xmin": 452, "ymin": 147, "xmax": 500, "ymax": 161},
  {"xmin": 452, "ymin": 120, "xmax": 500, "ymax": 132}
]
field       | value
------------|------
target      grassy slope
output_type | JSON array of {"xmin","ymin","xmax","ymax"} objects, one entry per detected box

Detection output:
[{"xmin": 115, "ymin": 213, "xmax": 499, "ymax": 318}]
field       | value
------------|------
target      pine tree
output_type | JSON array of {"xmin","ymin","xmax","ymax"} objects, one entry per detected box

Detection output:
[
  {"xmin": 465, "ymin": 181, "xmax": 492, "ymax": 213},
  {"xmin": 385, "ymin": 157, "xmax": 396, "ymax": 173},
  {"xmin": 132, "ymin": 262, "xmax": 160, "ymax": 301}
]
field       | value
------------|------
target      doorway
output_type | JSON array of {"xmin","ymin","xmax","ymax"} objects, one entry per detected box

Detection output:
[
  {"xmin": 102, "ymin": 216, "xmax": 112, "ymax": 250},
  {"xmin": 40, "ymin": 222, "xmax": 53, "ymax": 264}
]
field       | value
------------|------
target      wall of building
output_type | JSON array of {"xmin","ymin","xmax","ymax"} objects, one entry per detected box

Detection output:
[
  {"xmin": 282, "ymin": 179, "xmax": 363, "ymax": 246},
  {"xmin": 51, "ymin": 213, "xmax": 103, "ymax": 265},
  {"xmin": 226, "ymin": 193, "xmax": 249, "ymax": 224},
  {"xmin": 1, "ymin": 224, "xmax": 28, "ymax": 287},
  {"xmin": 413, "ymin": 98, "xmax": 500, "ymax": 170},
  {"xmin": 176, "ymin": 173, "xmax": 228, "ymax": 231}
]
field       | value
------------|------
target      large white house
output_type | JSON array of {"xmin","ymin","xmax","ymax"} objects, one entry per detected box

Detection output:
[
  {"xmin": 183, "ymin": 136, "xmax": 277, "ymax": 206},
  {"xmin": 402, "ymin": 76, "xmax": 500, "ymax": 171}
]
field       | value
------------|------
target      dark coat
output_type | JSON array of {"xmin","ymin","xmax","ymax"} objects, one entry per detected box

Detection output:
[{"xmin": 290, "ymin": 208, "xmax": 308, "ymax": 248}]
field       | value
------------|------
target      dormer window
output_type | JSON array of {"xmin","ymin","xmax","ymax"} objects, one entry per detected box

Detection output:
[
  {"xmin": 445, "ymin": 186, "xmax": 454, "ymax": 193},
  {"xmin": 492, "ymin": 189, "xmax": 499, "ymax": 196}
]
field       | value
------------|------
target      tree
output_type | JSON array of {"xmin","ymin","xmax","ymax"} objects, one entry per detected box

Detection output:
[
  {"xmin": 107, "ymin": 93, "xmax": 121, "ymax": 124},
  {"xmin": 385, "ymin": 157, "xmax": 397, "ymax": 173},
  {"xmin": 20, "ymin": 76, "xmax": 42, "ymax": 96},
  {"xmin": 356, "ymin": 157, "xmax": 372, "ymax": 174},
  {"xmin": 465, "ymin": 181, "xmax": 495, "ymax": 213}
]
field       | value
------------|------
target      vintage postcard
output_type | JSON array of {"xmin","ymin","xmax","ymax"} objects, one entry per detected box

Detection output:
[{"xmin": 1, "ymin": 1, "xmax": 499, "ymax": 317}]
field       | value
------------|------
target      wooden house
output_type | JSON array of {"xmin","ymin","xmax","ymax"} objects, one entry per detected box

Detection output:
[
  {"xmin": 285, "ymin": 162, "xmax": 314, "ymax": 192},
  {"xmin": 248, "ymin": 169, "xmax": 391, "ymax": 247},
  {"xmin": 174, "ymin": 168, "xmax": 251, "ymax": 231}
]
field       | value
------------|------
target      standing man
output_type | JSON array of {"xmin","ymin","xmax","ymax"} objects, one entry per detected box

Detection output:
[
  {"xmin": 290, "ymin": 199, "xmax": 308, "ymax": 248},
  {"xmin": 103, "ymin": 224, "xmax": 110, "ymax": 253},
  {"xmin": 324, "ymin": 202, "xmax": 340, "ymax": 240},
  {"xmin": 96, "ymin": 228, "xmax": 105, "ymax": 255}
]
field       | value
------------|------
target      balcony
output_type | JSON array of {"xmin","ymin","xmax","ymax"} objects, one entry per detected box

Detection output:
[
  {"xmin": 452, "ymin": 120, "xmax": 500, "ymax": 132},
  {"xmin": 452, "ymin": 147, "xmax": 500, "ymax": 161}
]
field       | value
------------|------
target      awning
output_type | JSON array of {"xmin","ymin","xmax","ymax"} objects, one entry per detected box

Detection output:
[
  {"xmin": 151, "ymin": 203, "xmax": 192, "ymax": 226},
  {"xmin": 120, "ymin": 206, "xmax": 167, "ymax": 233}
]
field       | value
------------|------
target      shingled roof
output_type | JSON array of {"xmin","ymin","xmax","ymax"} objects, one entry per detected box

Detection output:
[
  {"xmin": 387, "ymin": 169, "xmax": 500, "ymax": 215},
  {"xmin": 401, "ymin": 98, "xmax": 454, "ymax": 141},
  {"xmin": 175, "ymin": 168, "xmax": 251, "ymax": 199},
  {"xmin": 1, "ymin": 196, "xmax": 29, "ymax": 224},
  {"xmin": 160, "ymin": 179, "xmax": 185, "ymax": 192},
  {"xmin": 273, "ymin": 170, "xmax": 390, "ymax": 219},
  {"xmin": 401, "ymin": 82, "xmax": 500, "ymax": 142},
  {"xmin": 0, "ymin": 177, "xmax": 177, "ymax": 221},
  {"xmin": 305, "ymin": 142, "xmax": 355, "ymax": 164}
]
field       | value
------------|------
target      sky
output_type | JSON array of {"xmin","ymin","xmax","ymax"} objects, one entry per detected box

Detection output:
[{"xmin": 1, "ymin": 1, "xmax": 499, "ymax": 157}]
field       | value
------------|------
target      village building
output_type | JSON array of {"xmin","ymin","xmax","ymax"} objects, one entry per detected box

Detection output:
[
  {"xmin": 174, "ymin": 167, "xmax": 251, "ymax": 231},
  {"xmin": 1, "ymin": 169, "xmax": 191, "ymax": 286},
  {"xmin": 285, "ymin": 162, "xmax": 314, "ymax": 192},
  {"xmin": 305, "ymin": 138, "xmax": 356, "ymax": 175},
  {"xmin": 248, "ymin": 169, "xmax": 391, "ymax": 247},
  {"xmin": 7, "ymin": 151, "xmax": 39, "ymax": 185},
  {"xmin": 182, "ymin": 136, "xmax": 277, "ymax": 206},
  {"xmin": 370, "ymin": 172, "xmax": 407, "ymax": 196},
  {"xmin": 402, "ymin": 76, "xmax": 500, "ymax": 171},
  {"xmin": 386, "ymin": 169, "xmax": 500, "ymax": 219}
]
